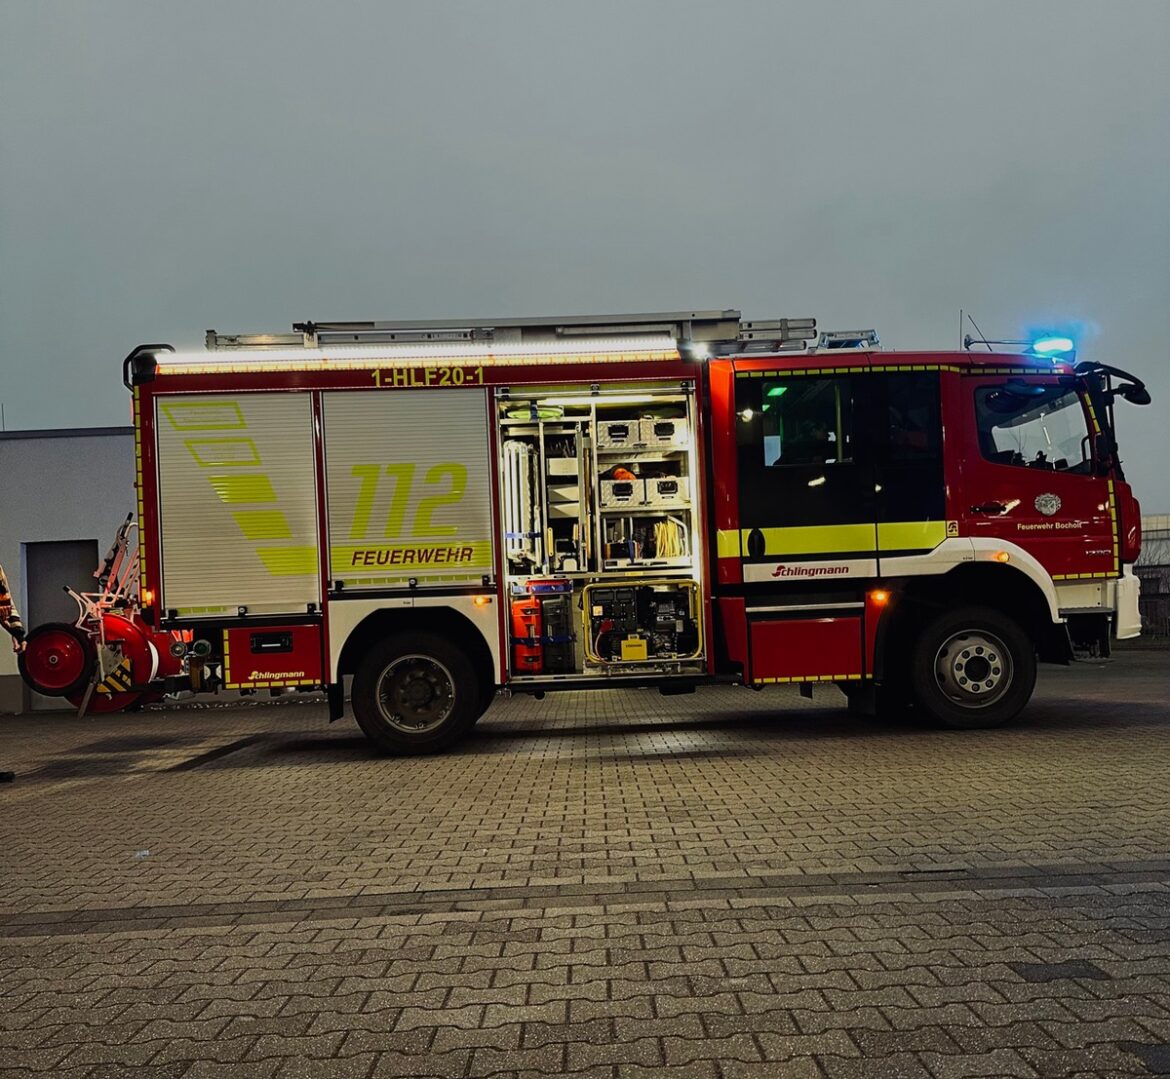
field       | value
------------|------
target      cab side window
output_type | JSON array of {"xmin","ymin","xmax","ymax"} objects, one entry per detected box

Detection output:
[
  {"xmin": 759, "ymin": 378, "xmax": 853, "ymax": 467},
  {"xmin": 975, "ymin": 384, "xmax": 1093, "ymax": 473},
  {"xmin": 735, "ymin": 374, "xmax": 867, "ymax": 532}
]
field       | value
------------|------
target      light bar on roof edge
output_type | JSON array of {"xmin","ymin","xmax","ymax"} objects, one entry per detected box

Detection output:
[
  {"xmin": 1030, "ymin": 335, "xmax": 1075, "ymax": 357},
  {"xmin": 155, "ymin": 336, "xmax": 680, "ymax": 367}
]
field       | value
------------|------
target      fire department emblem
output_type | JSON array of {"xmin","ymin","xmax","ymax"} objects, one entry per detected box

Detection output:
[{"xmin": 1034, "ymin": 493, "xmax": 1062, "ymax": 517}]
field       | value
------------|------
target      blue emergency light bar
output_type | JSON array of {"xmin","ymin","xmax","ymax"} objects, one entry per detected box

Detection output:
[{"xmin": 1031, "ymin": 335, "xmax": 1076, "ymax": 357}]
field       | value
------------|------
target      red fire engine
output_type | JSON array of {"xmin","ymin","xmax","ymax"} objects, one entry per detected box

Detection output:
[{"xmin": 19, "ymin": 311, "xmax": 1149, "ymax": 753}]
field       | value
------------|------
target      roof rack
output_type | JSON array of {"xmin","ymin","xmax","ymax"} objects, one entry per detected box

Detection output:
[{"xmin": 205, "ymin": 311, "xmax": 825, "ymax": 356}]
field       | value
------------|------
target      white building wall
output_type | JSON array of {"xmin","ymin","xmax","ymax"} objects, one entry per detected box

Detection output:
[{"xmin": 0, "ymin": 427, "xmax": 134, "ymax": 712}]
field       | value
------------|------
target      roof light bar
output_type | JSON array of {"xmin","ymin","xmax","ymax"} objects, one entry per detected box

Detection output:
[
  {"xmin": 1031, "ymin": 335, "xmax": 1075, "ymax": 357},
  {"xmin": 155, "ymin": 335, "xmax": 680, "ymax": 369}
]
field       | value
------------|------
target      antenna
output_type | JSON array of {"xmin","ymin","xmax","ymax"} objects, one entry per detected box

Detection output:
[{"xmin": 964, "ymin": 313, "xmax": 995, "ymax": 352}]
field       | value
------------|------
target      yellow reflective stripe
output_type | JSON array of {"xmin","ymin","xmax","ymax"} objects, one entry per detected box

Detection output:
[
  {"xmin": 185, "ymin": 437, "xmax": 261, "ymax": 467},
  {"xmin": 340, "ymin": 574, "xmax": 485, "ymax": 586},
  {"xmin": 208, "ymin": 474, "xmax": 277, "ymax": 503},
  {"xmin": 134, "ymin": 387, "xmax": 147, "ymax": 593},
  {"xmin": 161, "ymin": 401, "xmax": 246, "ymax": 431},
  {"xmin": 331, "ymin": 541, "xmax": 493, "ymax": 576},
  {"xmin": 232, "ymin": 510, "xmax": 292, "ymax": 540},
  {"xmin": 256, "ymin": 546, "xmax": 319, "ymax": 576},
  {"xmin": 877, "ymin": 521, "xmax": 946, "ymax": 551},
  {"xmin": 718, "ymin": 521, "xmax": 948, "ymax": 558},
  {"xmin": 96, "ymin": 658, "xmax": 133, "ymax": 695},
  {"xmin": 755, "ymin": 674, "xmax": 865, "ymax": 684},
  {"xmin": 752, "ymin": 524, "xmax": 877, "ymax": 556}
]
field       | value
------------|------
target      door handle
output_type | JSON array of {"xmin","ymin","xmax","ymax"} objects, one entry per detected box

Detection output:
[{"xmin": 970, "ymin": 501, "xmax": 1008, "ymax": 515}]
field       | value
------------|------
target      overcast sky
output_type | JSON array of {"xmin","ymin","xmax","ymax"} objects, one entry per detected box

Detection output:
[{"xmin": 2, "ymin": 0, "xmax": 1168, "ymax": 508}]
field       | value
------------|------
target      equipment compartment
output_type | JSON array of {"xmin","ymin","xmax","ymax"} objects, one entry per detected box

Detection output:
[
  {"xmin": 496, "ymin": 381, "xmax": 704, "ymax": 680},
  {"xmin": 583, "ymin": 579, "xmax": 700, "ymax": 665}
]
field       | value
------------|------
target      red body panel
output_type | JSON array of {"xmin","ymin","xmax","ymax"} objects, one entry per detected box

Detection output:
[
  {"xmin": 863, "ymin": 594, "xmax": 885, "ymax": 677},
  {"xmin": 309, "ymin": 394, "xmax": 332, "ymax": 681},
  {"xmin": 1116, "ymin": 482, "xmax": 1141, "ymax": 564},
  {"xmin": 707, "ymin": 360, "xmax": 741, "ymax": 586},
  {"xmin": 954, "ymin": 373, "xmax": 1117, "ymax": 580},
  {"xmin": 222, "ymin": 624, "xmax": 323, "ymax": 688},
  {"xmin": 715, "ymin": 597, "xmax": 748, "ymax": 671},
  {"xmin": 749, "ymin": 617, "xmax": 863, "ymax": 682}
]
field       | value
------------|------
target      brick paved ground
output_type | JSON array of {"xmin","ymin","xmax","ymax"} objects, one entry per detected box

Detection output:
[{"xmin": 0, "ymin": 644, "xmax": 1167, "ymax": 1077}]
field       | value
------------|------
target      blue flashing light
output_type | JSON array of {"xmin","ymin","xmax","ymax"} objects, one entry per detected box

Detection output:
[{"xmin": 1031, "ymin": 335, "xmax": 1075, "ymax": 357}]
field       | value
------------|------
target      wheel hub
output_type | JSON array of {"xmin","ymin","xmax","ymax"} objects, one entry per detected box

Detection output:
[
  {"xmin": 934, "ymin": 630, "xmax": 1011, "ymax": 708},
  {"xmin": 376, "ymin": 655, "xmax": 456, "ymax": 733},
  {"xmin": 23, "ymin": 629, "xmax": 90, "ymax": 693}
]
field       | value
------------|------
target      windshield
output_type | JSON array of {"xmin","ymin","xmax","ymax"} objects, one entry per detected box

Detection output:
[{"xmin": 975, "ymin": 384, "xmax": 1093, "ymax": 473}]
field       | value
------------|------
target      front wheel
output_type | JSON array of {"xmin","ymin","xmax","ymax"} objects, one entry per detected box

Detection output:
[
  {"xmin": 351, "ymin": 632, "xmax": 481, "ymax": 755},
  {"xmin": 909, "ymin": 606, "xmax": 1036, "ymax": 729}
]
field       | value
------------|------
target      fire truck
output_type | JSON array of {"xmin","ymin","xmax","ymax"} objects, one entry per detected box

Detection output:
[{"xmin": 19, "ymin": 311, "xmax": 1149, "ymax": 753}]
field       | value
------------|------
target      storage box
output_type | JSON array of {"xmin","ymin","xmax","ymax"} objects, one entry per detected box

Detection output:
[
  {"xmin": 643, "ymin": 477, "xmax": 689, "ymax": 507},
  {"xmin": 510, "ymin": 596, "xmax": 543, "ymax": 673},
  {"xmin": 519, "ymin": 578, "xmax": 573, "ymax": 594},
  {"xmin": 540, "ymin": 595, "xmax": 575, "ymax": 674},
  {"xmin": 639, "ymin": 417, "xmax": 688, "ymax": 449},
  {"xmin": 599, "ymin": 479, "xmax": 644, "ymax": 507},
  {"xmin": 546, "ymin": 458, "xmax": 578, "ymax": 476},
  {"xmin": 597, "ymin": 420, "xmax": 640, "ymax": 449},
  {"xmin": 222, "ymin": 624, "xmax": 323, "ymax": 689},
  {"xmin": 619, "ymin": 636, "xmax": 649, "ymax": 661}
]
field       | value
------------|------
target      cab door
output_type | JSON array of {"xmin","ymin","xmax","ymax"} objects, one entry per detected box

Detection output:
[
  {"xmin": 733, "ymin": 367, "xmax": 877, "ymax": 582},
  {"xmin": 958, "ymin": 375, "xmax": 1117, "ymax": 580},
  {"xmin": 729, "ymin": 366, "xmax": 875, "ymax": 683}
]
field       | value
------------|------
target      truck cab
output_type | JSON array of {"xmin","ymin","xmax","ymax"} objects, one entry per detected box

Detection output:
[{"xmin": 708, "ymin": 348, "xmax": 1147, "ymax": 728}]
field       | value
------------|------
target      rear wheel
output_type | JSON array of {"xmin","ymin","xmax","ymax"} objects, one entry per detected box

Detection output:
[
  {"xmin": 19, "ymin": 623, "xmax": 96, "ymax": 698},
  {"xmin": 351, "ymin": 632, "xmax": 481, "ymax": 754},
  {"xmin": 909, "ymin": 605, "xmax": 1036, "ymax": 729}
]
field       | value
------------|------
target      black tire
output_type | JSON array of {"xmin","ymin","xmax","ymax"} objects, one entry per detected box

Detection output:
[
  {"xmin": 908, "ymin": 605, "xmax": 1036, "ymax": 729},
  {"xmin": 351, "ymin": 631, "xmax": 481, "ymax": 754}
]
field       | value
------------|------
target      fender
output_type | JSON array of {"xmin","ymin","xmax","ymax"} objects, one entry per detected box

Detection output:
[
  {"xmin": 328, "ymin": 592, "xmax": 501, "ymax": 685},
  {"xmin": 880, "ymin": 537, "xmax": 1061, "ymax": 625}
]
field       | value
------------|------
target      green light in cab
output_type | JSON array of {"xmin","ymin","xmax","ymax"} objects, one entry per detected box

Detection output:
[{"xmin": 766, "ymin": 385, "xmax": 788, "ymax": 397}]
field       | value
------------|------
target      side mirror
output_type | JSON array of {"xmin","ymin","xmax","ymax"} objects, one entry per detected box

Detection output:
[{"xmin": 1118, "ymin": 384, "xmax": 1151, "ymax": 406}]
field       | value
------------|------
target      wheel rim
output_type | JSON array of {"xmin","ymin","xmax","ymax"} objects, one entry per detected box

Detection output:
[
  {"xmin": 23, "ymin": 628, "xmax": 90, "ymax": 693},
  {"xmin": 375, "ymin": 654, "xmax": 456, "ymax": 733},
  {"xmin": 933, "ymin": 629, "xmax": 1013, "ymax": 709}
]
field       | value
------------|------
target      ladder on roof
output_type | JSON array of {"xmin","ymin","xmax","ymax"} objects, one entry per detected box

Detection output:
[{"xmin": 204, "ymin": 311, "xmax": 828, "ymax": 355}]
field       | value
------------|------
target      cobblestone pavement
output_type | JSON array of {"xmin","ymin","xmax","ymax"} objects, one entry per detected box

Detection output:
[{"xmin": 0, "ymin": 644, "xmax": 1167, "ymax": 1077}]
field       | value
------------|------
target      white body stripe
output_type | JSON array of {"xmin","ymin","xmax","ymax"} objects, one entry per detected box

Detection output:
[
  {"xmin": 327, "ymin": 593, "xmax": 501, "ymax": 684},
  {"xmin": 743, "ymin": 558, "xmax": 877, "ymax": 583},
  {"xmin": 883, "ymin": 538, "xmax": 1062, "ymax": 624}
]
